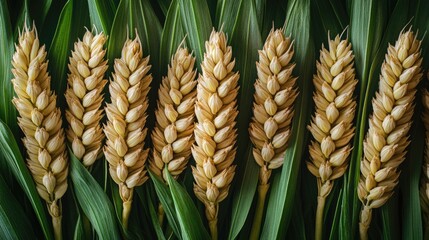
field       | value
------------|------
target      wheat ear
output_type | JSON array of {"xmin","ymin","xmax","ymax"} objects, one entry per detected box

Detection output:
[
  {"xmin": 11, "ymin": 24, "xmax": 68, "ymax": 240},
  {"xmin": 248, "ymin": 28, "xmax": 299, "ymax": 239},
  {"xmin": 192, "ymin": 29, "xmax": 239, "ymax": 240},
  {"xmin": 103, "ymin": 35, "xmax": 151, "ymax": 229},
  {"xmin": 358, "ymin": 29, "xmax": 423, "ymax": 240},
  {"xmin": 65, "ymin": 30, "xmax": 107, "ymax": 167},
  {"xmin": 307, "ymin": 35, "xmax": 357, "ymax": 240},
  {"xmin": 149, "ymin": 47, "xmax": 197, "ymax": 224},
  {"xmin": 149, "ymin": 47, "xmax": 196, "ymax": 180}
]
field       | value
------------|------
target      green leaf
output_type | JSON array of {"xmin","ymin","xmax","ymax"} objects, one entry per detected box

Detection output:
[
  {"xmin": 48, "ymin": 0, "xmax": 89, "ymax": 108},
  {"xmin": 73, "ymin": 215, "xmax": 85, "ymax": 240},
  {"xmin": 149, "ymin": 170, "xmax": 182, "ymax": 239},
  {"xmin": 29, "ymin": 0, "xmax": 52, "ymax": 26},
  {"xmin": 261, "ymin": 0, "xmax": 315, "ymax": 238},
  {"xmin": 228, "ymin": 148, "xmax": 259, "ymax": 240},
  {"xmin": 399, "ymin": 98, "xmax": 424, "ymax": 239},
  {"xmin": 159, "ymin": 0, "xmax": 184, "ymax": 77},
  {"xmin": 107, "ymin": 0, "xmax": 162, "ymax": 77},
  {"xmin": 311, "ymin": 0, "xmax": 347, "ymax": 45},
  {"xmin": 147, "ymin": 189, "xmax": 167, "ymax": 240},
  {"xmin": 165, "ymin": 169, "xmax": 210, "ymax": 240},
  {"xmin": 339, "ymin": 0, "xmax": 388, "ymax": 238},
  {"xmin": 87, "ymin": 0, "xmax": 116, "ymax": 33},
  {"xmin": 0, "ymin": 119, "xmax": 54, "ymax": 239},
  {"xmin": 69, "ymin": 150, "xmax": 120, "ymax": 239},
  {"xmin": 0, "ymin": 175, "xmax": 35, "ymax": 239},
  {"xmin": 157, "ymin": 0, "xmax": 171, "ymax": 15},
  {"xmin": 215, "ymin": 0, "xmax": 240, "ymax": 33},
  {"xmin": 412, "ymin": 0, "xmax": 429, "ymax": 68},
  {"xmin": 380, "ymin": 195, "xmax": 400, "ymax": 240},
  {"xmin": 0, "ymin": 0, "xmax": 18, "ymax": 135},
  {"xmin": 178, "ymin": 0, "xmax": 212, "ymax": 66}
]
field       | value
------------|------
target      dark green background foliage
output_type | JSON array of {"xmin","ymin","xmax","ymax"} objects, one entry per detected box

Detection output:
[{"xmin": 0, "ymin": 0, "xmax": 429, "ymax": 239}]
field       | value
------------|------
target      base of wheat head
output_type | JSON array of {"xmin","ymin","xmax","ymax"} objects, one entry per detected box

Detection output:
[
  {"xmin": 192, "ymin": 29, "xmax": 239, "ymax": 240},
  {"xmin": 65, "ymin": 29, "xmax": 107, "ymax": 167},
  {"xmin": 11, "ymin": 24, "xmax": 69, "ymax": 240},
  {"xmin": 358, "ymin": 29, "xmax": 423, "ymax": 240},
  {"xmin": 104, "ymin": 35, "xmax": 151, "ymax": 229}
]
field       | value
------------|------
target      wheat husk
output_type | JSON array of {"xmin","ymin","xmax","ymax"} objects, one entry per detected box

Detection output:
[
  {"xmin": 149, "ymin": 47, "xmax": 196, "ymax": 181},
  {"xmin": 65, "ymin": 30, "xmax": 107, "ymax": 167},
  {"xmin": 358, "ymin": 29, "xmax": 423, "ymax": 240},
  {"xmin": 11, "ymin": 24, "xmax": 68, "ymax": 240},
  {"xmin": 192, "ymin": 29, "xmax": 239, "ymax": 240},
  {"xmin": 307, "ymin": 34, "xmax": 357, "ymax": 240},
  {"xmin": 103, "ymin": 35, "xmax": 151, "ymax": 229}
]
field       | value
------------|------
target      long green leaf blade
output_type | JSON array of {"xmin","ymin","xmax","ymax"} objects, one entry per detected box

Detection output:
[
  {"xmin": 178, "ymin": 0, "xmax": 212, "ymax": 66},
  {"xmin": 0, "ymin": 175, "xmax": 35, "ymax": 239},
  {"xmin": 339, "ymin": 0, "xmax": 388, "ymax": 238},
  {"xmin": 165, "ymin": 169, "xmax": 210, "ymax": 240},
  {"xmin": 69, "ymin": 151, "xmax": 120, "ymax": 239},
  {"xmin": 87, "ymin": 0, "xmax": 116, "ymax": 33},
  {"xmin": 149, "ymin": 171, "xmax": 182, "ymax": 239},
  {"xmin": 0, "ymin": 0, "xmax": 18, "ymax": 135},
  {"xmin": 48, "ymin": 0, "xmax": 89, "ymax": 107},
  {"xmin": 159, "ymin": 0, "xmax": 184, "ymax": 76},
  {"xmin": 216, "ymin": 0, "xmax": 262, "ymax": 238}
]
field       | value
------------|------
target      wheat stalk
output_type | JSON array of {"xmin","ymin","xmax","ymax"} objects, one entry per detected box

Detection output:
[
  {"xmin": 65, "ymin": 30, "xmax": 107, "ymax": 167},
  {"xmin": 307, "ymin": 34, "xmax": 357, "ymax": 240},
  {"xmin": 103, "ymin": 35, "xmax": 151, "ymax": 229},
  {"xmin": 248, "ymin": 28, "xmax": 298, "ymax": 239},
  {"xmin": 358, "ymin": 29, "xmax": 423, "ymax": 239},
  {"xmin": 11, "ymin": 24, "xmax": 68, "ymax": 240},
  {"xmin": 192, "ymin": 29, "xmax": 239, "ymax": 240},
  {"xmin": 420, "ymin": 84, "xmax": 429, "ymax": 236},
  {"xmin": 149, "ymin": 47, "xmax": 196, "ymax": 181}
]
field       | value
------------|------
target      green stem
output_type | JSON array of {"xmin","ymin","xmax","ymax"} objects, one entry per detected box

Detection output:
[
  {"xmin": 315, "ymin": 195, "xmax": 326, "ymax": 240},
  {"xmin": 122, "ymin": 200, "xmax": 132, "ymax": 230},
  {"xmin": 158, "ymin": 203, "xmax": 165, "ymax": 226},
  {"xmin": 52, "ymin": 215, "xmax": 62, "ymax": 240},
  {"xmin": 82, "ymin": 214, "xmax": 92, "ymax": 239},
  {"xmin": 209, "ymin": 218, "xmax": 218, "ymax": 240},
  {"xmin": 249, "ymin": 183, "xmax": 270, "ymax": 240}
]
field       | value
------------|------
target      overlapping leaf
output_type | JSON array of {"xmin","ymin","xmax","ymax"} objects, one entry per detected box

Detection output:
[{"xmin": 69, "ymin": 150, "xmax": 120, "ymax": 239}]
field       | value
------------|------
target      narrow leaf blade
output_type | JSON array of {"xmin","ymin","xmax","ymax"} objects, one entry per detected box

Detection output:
[{"xmin": 69, "ymin": 150, "xmax": 120, "ymax": 239}]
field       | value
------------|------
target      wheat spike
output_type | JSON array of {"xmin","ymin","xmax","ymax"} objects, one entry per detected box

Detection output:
[
  {"xmin": 192, "ymin": 29, "xmax": 239, "ymax": 240},
  {"xmin": 65, "ymin": 30, "xmax": 107, "ymax": 167},
  {"xmin": 149, "ymin": 47, "xmax": 197, "ymax": 181},
  {"xmin": 307, "ymin": 34, "xmax": 357, "ymax": 240},
  {"xmin": 358, "ymin": 29, "xmax": 423, "ymax": 239},
  {"xmin": 249, "ymin": 28, "xmax": 298, "ymax": 186},
  {"xmin": 11, "ymin": 24, "xmax": 68, "ymax": 239},
  {"xmin": 248, "ymin": 28, "xmax": 299, "ymax": 239},
  {"xmin": 420, "ymin": 84, "xmax": 429, "ymax": 231},
  {"xmin": 103, "ymin": 35, "xmax": 151, "ymax": 229}
]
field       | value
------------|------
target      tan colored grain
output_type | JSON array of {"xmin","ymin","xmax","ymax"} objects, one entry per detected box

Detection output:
[
  {"xmin": 65, "ymin": 30, "xmax": 107, "ymax": 167},
  {"xmin": 149, "ymin": 47, "xmax": 197, "ymax": 181},
  {"xmin": 358, "ymin": 29, "xmax": 423, "ymax": 239}
]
